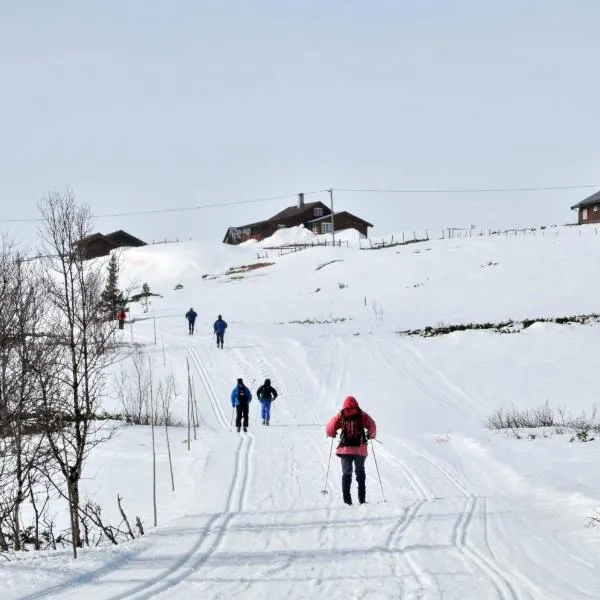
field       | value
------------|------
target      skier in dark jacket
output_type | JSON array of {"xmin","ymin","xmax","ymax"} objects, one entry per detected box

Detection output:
[
  {"xmin": 213, "ymin": 314, "xmax": 228, "ymax": 348},
  {"xmin": 231, "ymin": 378, "xmax": 252, "ymax": 432},
  {"xmin": 185, "ymin": 308, "xmax": 198, "ymax": 335},
  {"xmin": 256, "ymin": 378, "xmax": 278, "ymax": 425}
]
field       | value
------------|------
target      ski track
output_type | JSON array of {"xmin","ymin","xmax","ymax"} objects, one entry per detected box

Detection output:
[
  {"xmin": 24, "ymin": 335, "xmax": 565, "ymax": 598},
  {"xmin": 375, "ymin": 405, "xmax": 525, "ymax": 598},
  {"xmin": 271, "ymin": 345, "xmax": 321, "ymax": 426},
  {"xmin": 107, "ymin": 433, "xmax": 255, "ymax": 600},
  {"xmin": 38, "ymin": 343, "xmax": 256, "ymax": 600},
  {"xmin": 400, "ymin": 440, "xmax": 524, "ymax": 599},
  {"xmin": 187, "ymin": 345, "xmax": 230, "ymax": 429}
]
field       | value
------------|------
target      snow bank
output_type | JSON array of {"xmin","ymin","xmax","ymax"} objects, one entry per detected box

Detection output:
[{"xmin": 258, "ymin": 226, "xmax": 317, "ymax": 247}]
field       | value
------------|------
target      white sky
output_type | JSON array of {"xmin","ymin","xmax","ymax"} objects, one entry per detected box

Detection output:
[{"xmin": 2, "ymin": 1, "xmax": 600, "ymax": 246}]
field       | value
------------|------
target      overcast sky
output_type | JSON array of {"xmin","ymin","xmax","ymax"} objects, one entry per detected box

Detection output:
[{"xmin": 1, "ymin": 1, "xmax": 599, "ymax": 246}]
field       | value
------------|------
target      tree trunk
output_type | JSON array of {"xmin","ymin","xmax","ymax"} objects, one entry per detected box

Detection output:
[{"xmin": 67, "ymin": 475, "xmax": 82, "ymax": 556}]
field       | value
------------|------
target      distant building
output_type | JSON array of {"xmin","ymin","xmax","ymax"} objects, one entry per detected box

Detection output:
[
  {"xmin": 76, "ymin": 230, "xmax": 146, "ymax": 260},
  {"xmin": 222, "ymin": 194, "xmax": 373, "ymax": 244},
  {"xmin": 571, "ymin": 191, "xmax": 600, "ymax": 224}
]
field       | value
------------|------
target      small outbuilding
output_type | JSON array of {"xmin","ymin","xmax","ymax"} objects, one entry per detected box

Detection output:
[
  {"xmin": 76, "ymin": 230, "xmax": 146, "ymax": 260},
  {"xmin": 571, "ymin": 191, "xmax": 600, "ymax": 224}
]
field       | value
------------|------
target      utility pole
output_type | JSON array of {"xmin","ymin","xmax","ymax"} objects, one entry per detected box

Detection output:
[{"xmin": 328, "ymin": 188, "xmax": 336, "ymax": 246}]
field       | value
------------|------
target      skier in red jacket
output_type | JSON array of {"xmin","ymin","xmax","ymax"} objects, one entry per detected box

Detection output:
[
  {"xmin": 116, "ymin": 308, "xmax": 127, "ymax": 330},
  {"xmin": 325, "ymin": 396, "xmax": 377, "ymax": 505}
]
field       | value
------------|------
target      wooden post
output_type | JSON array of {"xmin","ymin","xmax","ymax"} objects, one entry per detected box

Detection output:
[
  {"xmin": 186, "ymin": 357, "xmax": 191, "ymax": 451},
  {"xmin": 328, "ymin": 188, "xmax": 336, "ymax": 246},
  {"xmin": 191, "ymin": 375, "xmax": 198, "ymax": 440},
  {"xmin": 149, "ymin": 357, "xmax": 157, "ymax": 527},
  {"xmin": 153, "ymin": 305, "xmax": 157, "ymax": 345}
]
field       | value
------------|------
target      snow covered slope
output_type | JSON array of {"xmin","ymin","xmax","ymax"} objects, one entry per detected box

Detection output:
[{"xmin": 5, "ymin": 226, "xmax": 600, "ymax": 600}]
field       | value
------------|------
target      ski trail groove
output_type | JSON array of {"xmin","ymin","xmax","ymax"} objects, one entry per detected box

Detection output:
[
  {"xmin": 187, "ymin": 346, "xmax": 229, "ymax": 429},
  {"xmin": 402, "ymin": 442, "xmax": 522, "ymax": 599},
  {"xmin": 452, "ymin": 496, "xmax": 519, "ymax": 600},
  {"xmin": 384, "ymin": 500, "xmax": 428, "ymax": 599},
  {"xmin": 376, "ymin": 446, "xmax": 432, "ymax": 499},
  {"xmin": 273, "ymin": 347, "xmax": 320, "ymax": 425},
  {"xmin": 111, "ymin": 433, "xmax": 254, "ymax": 600}
]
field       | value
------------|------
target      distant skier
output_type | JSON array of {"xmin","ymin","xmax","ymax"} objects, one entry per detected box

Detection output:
[
  {"xmin": 185, "ymin": 307, "xmax": 198, "ymax": 335},
  {"xmin": 325, "ymin": 396, "xmax": 377, "ymax": 505},
  {"xmin": 213, "ymin": 314, "xmax": 228, "ymax": 348},
  {"xmin": 116, "ymin": 308, "xmax": 127, "ymax": 330},
  {"xmin": 256, "ymin": 378, "xmax": 278, "ymax": 425},
  {"xmin": 231, "ymin": 378, "xmax": 252, "ymax": 433}
]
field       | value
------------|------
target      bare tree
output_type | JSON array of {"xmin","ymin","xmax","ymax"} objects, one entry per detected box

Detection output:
[
  {"xmin": 158, "ymin": 374, "xmax": 176, "ymax": 491},
  {"xmin": 37, "ymin": 189, "xmax": 118, "ymax": 558},
  {"xmin": 0, "ymin": 237, "xmax": 52, "ymax": 551}
]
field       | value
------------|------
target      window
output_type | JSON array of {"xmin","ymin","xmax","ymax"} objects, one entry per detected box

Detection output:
[
  {"xmin": 594, "ymin": 206, "xmax": 599, "ymax": 212},
  {"xmin": 314, "ymin": 207, "xmax": 324, "ymax": 217},
  {"xmin": 321, "ymin": 222, "xmax": 333, "ymax": 233},
  {"xmin": 583, "ymin": 208, "xmax": 588, "ymax": 220},
  {"xmin": 277, "ymin": 224, "xmax": 286, "ymax": 229}
]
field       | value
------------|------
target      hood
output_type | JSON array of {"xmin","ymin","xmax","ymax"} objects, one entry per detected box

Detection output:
[{"xmin": 343, "ymin": 396, "xmax": 359, "ymax": 410}]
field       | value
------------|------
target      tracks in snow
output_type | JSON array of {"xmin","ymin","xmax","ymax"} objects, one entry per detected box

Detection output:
[
  {"xmin": 82, "ymin": 347, "xmax": 254, "ymax": 600},
  {"xmin": 106, "ymin": 433, "xmax": 255, "ymax": 600},
  {"xmin": 187, "ymin": 345, "xmax": 230, "ymax": 430},
  {"xmin": 379, "ymin": 440, "xmax": 524, "ymax": 599}
]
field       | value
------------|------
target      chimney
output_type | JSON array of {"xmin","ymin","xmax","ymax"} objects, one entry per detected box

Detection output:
[{"xmin": 297, "ymin": 192, "xmax": 304, "ymax": 208}]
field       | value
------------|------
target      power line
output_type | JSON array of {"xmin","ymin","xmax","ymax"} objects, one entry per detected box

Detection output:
[
  {"xmin": 0, "ymin": 189, "xmax": 328, "ymax": 223},
  {"xmin": 333, "ymin": 184, "xmax": 600, "ymax": 194},
  {"xmin": 94, "ymin": 189, "xmax": 327, "ymax": 218},
  {"xmin": 1, "ymin": 183, "xmax": 596, "ymax": 224}
]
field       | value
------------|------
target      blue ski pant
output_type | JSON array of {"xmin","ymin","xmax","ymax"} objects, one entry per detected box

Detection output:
[{"xmin": 260, "ymin": 400, "xmax": 272, "ymax": 422}]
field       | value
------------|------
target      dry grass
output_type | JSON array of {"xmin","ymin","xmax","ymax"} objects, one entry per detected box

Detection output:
[{"xmin": 226, "ymin": 262, "xmax": 274, "ymax": 276}]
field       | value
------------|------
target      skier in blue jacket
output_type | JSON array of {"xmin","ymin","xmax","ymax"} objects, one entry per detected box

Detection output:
[
  {"xmin": 214, "ymin": 314, "xmax": 228, "ymax": 349},
  {"xmin": 231, "ymin": 378, "xmax": 252, "ymax": 432}
]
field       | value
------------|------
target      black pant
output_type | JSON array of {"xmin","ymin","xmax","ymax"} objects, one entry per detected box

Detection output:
[
  {"xmin": 340, "ymin": 455, "xmax": 367, "ymax": 504},
  {"xmin": 188, "ymin": 320, "xmax": 195, "ymax": 334},
  {"xmin": 236, "ymin": 402, "xmax": 249, "ymax": 429},
  {"xmin": 118, "ymin": 320, "xmax": 124, "ymax": 330},
  {"xmin": 216, "ymin": 332, "xmax": 224, "ymax": 346}
]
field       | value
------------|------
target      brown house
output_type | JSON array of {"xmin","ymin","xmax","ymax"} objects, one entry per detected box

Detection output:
[
  {"xmin": 571, "ymin": 192, "xmax": 600, "ymax": 224},
  {"xmin": 76, "ymin": 230, "xmax": 146, "ymax": 260},
  {"xmin": 223, "ymin": 194, "xmax": 373, "ymax": 244}
]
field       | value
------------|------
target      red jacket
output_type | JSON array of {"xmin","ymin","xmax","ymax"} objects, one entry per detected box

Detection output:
[
  {"xmin": 116, "ymin": 310, "xmax": 126, "ymax": 321},
  {"xmin": 325, "ymin": 396, "xmax": 377, "ymax": 457}
]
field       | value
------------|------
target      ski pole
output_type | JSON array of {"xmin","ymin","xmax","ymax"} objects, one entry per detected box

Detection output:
[
  {"xmin": 210, "ymin": 334, "xmax": 214, "ymax": 350},
  {"xmin": 321, "ymin": 437, "xmax": 334, "ymax": 495},
  {"xmin": 230, "ymin": 407, "xmax": 235, "ymax": 431},
  {"xmin": 370, "ymin": 439, "xmax": 387, "ymax": 502}
]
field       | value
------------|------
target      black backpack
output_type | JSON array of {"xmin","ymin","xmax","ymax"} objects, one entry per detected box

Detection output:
[
  {"xmin": 338, "ymin": 407, "xmax": 367, "ymax": 448},
  {"xmin": 237, "ymin": 386, "xmax": 248, "ymax": 403},
  {"xmin": 260, "ymin": 385, "xmax": 274, "ymax": 400}
]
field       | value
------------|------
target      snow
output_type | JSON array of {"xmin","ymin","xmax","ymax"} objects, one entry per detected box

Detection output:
[{"xmin": 5, "ymin": 225, "xmax": 600, "ymax": 599}]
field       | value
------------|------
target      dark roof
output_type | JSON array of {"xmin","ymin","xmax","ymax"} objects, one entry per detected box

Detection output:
[
  {"xmin": 269, "ymin": 201, "xmax": 324, "ymax": 220},
  {"xmin": 226, "ymin": 202, "xmax": 330, "ymax": 232},
  {"xmin": 105, "ymin": 230, "xmax": 146, "ymax": 246},
  {"xmin": 76, "ymin": 233, "xmax": 118, "ymax": 247},
  {"xmin": 571, "ymin": 190, "xmax": 600, "ymax": 210},
  {"xmin": 307, "ymin": 211, "xmax": 373, "ymax": 227}
]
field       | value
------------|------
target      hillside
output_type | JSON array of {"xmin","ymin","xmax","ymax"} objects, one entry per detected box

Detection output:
[{"xmin": 5, "ymin": 226, "xmax": 600, "ymax": 600}]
